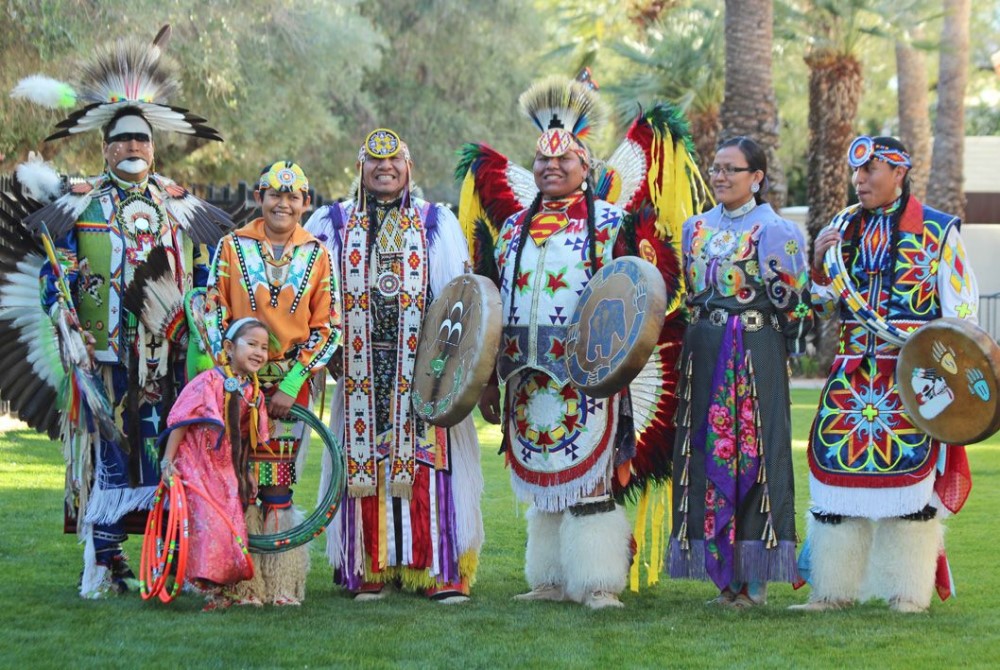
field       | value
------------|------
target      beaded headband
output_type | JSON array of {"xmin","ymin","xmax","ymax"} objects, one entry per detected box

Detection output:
[
  {"xmin": 848, "ymin": 136, "xmax": 912, "ymax": 169},
  {"xmin": 358, "ymin": 128, "xmax": 411, "ymax": 163},
  {"xmin": 536, "ymin": 128, "xmax": 588, "ymax": 163},
  {"xmin": 258, "ymin": 161, "xmax": 309, "ymax": 193},
  {"xmin": 225, "ymin": 317, "xmax": 266, "ymax": 341}
]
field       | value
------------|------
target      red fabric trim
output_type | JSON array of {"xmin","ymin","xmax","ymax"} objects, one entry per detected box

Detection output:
[
  {"xmin": 410, "ymin": 466, "xmax": 432, "ymax": 570},
  {"xmin": 361, "ymin": 494, "xmax": 380, "ymax": 572},
  {"xmin": 807, "ymin": 435, "xmax": 939, "ymax": 489},
  {"xmin": 935, "ymin": 551, "xmax": 953, "ymax": 601},
  {"xmin": 934, "ymin": 446, "xmax": 973, "ymax": 514}
]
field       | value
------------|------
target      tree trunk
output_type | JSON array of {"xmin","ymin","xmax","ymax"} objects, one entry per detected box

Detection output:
[
  {"xmin": 895, "ymin": 39, "xmax": 932, "ymax": 202},
  {"xmin": 926, "ymin": 0, "xmax": 971, "ymax": 219},
  {"xmin": 719, "ymin": 0, "xmax": 785, "ymax": 209},
  {"xmin": 805, "ymin": 49, "xmax": 863, "ymax": 373},
  {"xmin": 688, "ymin": 106, "xmax": 721, "ymax": 185}
]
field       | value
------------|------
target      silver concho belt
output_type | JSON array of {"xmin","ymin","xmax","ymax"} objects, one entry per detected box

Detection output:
[{"xmin": 690, "ymin": 306, "xmax": 781, "ymax": 333}]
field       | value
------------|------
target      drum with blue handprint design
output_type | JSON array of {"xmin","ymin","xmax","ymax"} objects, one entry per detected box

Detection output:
[{"xmin": 897, "ymin": 317, "xmax": 1000, "ymax": 444}]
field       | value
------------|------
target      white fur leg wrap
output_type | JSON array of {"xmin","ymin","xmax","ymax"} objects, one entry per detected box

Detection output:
[
  {"xmin": 524, "ymin": 507, "xmax": 564, "ymax": 589},
  {"xmin": 806, "ymin": 515, "xmax": 873, "ymax": 603},
  {"xmin": 560, "ymin": 504, "xmax": 631, "ymax": 603},
  {"xmin": 865, "ymin": 517, "xmax": 942, "ymax": 609}
]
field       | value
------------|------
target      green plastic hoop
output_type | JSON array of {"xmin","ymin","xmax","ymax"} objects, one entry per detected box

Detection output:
[{"xmin": 248, "ymin": 403, "xmax": 346, "ymax": 553}]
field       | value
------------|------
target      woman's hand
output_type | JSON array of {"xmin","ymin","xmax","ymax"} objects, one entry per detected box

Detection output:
[{"xmin": 248, "ymin": 473, "xmax": 259, "ymax": 501}]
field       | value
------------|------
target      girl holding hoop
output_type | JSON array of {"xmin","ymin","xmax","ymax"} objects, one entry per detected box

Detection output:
[{"xmin": 159, "ymin": 318, "xmax": 271, "ymax": 610}]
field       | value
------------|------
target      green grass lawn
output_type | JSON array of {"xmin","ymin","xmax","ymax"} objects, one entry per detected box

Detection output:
[{"xmin": 1, "ymin": 388, "xmax": 998, "ymax": 669}]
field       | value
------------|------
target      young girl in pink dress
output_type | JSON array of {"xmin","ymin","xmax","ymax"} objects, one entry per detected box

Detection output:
[{"xmin": 159, "ymin": 317, "xmax": 270, "ymax": 609}]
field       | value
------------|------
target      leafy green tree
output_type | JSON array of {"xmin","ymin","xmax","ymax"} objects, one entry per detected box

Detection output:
[
  {"xmin": 355, "ymin": 0, "xmax": 551, "ymax": 202},
  {"xmin": 1, "ymin": 0, "xmax": 385, "ymax": 195}
]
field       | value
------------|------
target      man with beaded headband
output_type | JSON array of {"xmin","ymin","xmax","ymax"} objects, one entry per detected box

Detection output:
[
  {"xmin": 206, "ymin": 161, "xmax": 340, "ymax": 606},
  {"xmin": 1, "ymin": 26, "xmax": 234, "ymax": 597},
  {"xmin": 792, "ymin": 136, "xmax": 978, "ymax": 613},
  {"xmin": 305, "ymin": 128, "xmax": 484, "ymax": 603}
]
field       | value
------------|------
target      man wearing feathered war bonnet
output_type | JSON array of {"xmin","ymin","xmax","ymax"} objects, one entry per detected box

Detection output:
[{"xmin": 2, "ymin": 25, "xmax": 234, "ymax": 597}]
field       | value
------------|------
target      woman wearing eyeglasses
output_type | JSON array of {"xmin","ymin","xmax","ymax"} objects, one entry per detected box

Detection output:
[{"xmin": 667, "ymin": 136, "xmax": 813, "ymax": 608}]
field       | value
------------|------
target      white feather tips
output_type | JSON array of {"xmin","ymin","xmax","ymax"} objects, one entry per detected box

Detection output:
[
  {"xmin": 10, "ymin": 75, "xmax": 77, "ymax": 109},
  {"xmin": 15, "ymin": 153, "xmax": 64, "ymax": 203}
]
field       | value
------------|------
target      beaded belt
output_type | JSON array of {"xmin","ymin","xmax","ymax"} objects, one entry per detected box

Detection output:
[{"xmin": 689, "ymin": 306, "xmax": 781, "ymax": 333}]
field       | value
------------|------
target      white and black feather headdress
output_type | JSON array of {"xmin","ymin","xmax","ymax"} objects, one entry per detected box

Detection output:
[{"xmin": 10, "ymin": 25, "xmax": 222, "ymax": 142}]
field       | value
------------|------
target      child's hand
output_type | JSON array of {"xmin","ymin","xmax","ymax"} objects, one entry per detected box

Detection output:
[
  {"xmin": 268, "ymin": 390, "xmax": 296, "ymax": 419},
  {"xmin": 249, "ymin": 474, "xmax": 259, "ymax": 501},
  {"xmin": 160, "ymin": 458, "xmax": 175, "ymax": 481}
]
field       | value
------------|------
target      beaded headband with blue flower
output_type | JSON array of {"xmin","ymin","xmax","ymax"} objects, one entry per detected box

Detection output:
[
  {"xmin": 848, "ymin": 136, "xmax": 912, "ymax": 169},
  {"xmin": 258, "ymin": 161, "xmax": 309, "ymax": 193}
]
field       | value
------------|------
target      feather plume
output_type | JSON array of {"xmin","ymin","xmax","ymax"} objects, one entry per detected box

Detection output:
[
  {"xmin": 123, "ymin": 246, "xmax": 184, "ymax": 338},
  {"xmin": 152, "ymin": 24, "xmax": 172, "ymax": 48},
  {"xmin": 0, "ymin": 177, "xmax": 63, "ymax": 438},
  {"xmin": 15, "ymin": 153, "xmax": 65, "ymax": 203},
  {"xmin": 24, "ymin": 187, "xmax": 97, "ymax": 240},
  {"xmin": 10, "ymin": 75, "xmax": 77, "ymax": 109},
  {"xmin": 518, "ymin": 76, "xmax": 606, "ymax": 139},
  {"xmin": 472, "ymin": 218, "xmax": 500, "ymax": 286},
  {"xmin": 158, "ymin": 179, "xmax": 235, "ymax": 244},
  {"xmin": 12, "ymin": 26, "xmax": 223, "ymax": 142},
  {"xmin": 76, "ymin": 34, "xmax": 178, "ymax": 107},
  {"xmin": 456, "ymin": 143, "xmax": 531, "ymax": 231}
]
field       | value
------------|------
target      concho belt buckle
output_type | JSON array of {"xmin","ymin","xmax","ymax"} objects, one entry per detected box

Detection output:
[
  {"xmin": 740, "ymin": 310, "xmax": 765, "ymax": 332},
  {"xmin": 709, "ymin": 308, "xmax": 729, "ymax": 327}
]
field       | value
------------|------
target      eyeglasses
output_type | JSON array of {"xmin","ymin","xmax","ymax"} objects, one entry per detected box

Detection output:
[{"xmin": 708, "ymin": 165, "xmax": 753, "ymax": 177}]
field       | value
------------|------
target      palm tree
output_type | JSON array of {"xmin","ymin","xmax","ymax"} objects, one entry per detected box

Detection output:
[
  {"xmin": 778, "ymin": 0, "xmax": 868, "ymax": 371},
  {"xmin": 889, "ymin": 0, "xmax": 942, "ymax": 202},
  {"xmin": 607, "ymin": 4, "xmax": 724, "ymax": 179},
  {"xmin": 927, "ymin": 0, "xmax": 972, "ymax": 219},
  {"xmin": 895, "ymin": 35, "xmax": 932, "ymax": 201},
  {"xmin": 720, "ymin": 0, "xmax": 786, "ymax": 209}
]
